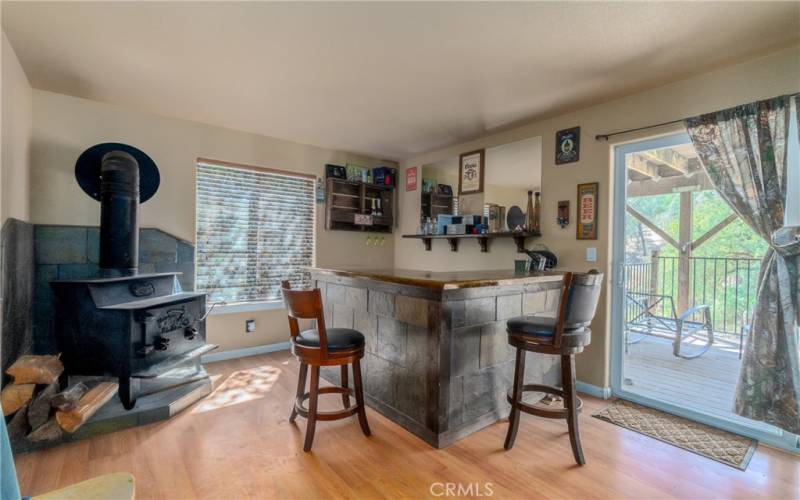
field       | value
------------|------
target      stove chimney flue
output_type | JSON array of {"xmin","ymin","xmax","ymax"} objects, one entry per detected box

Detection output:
[
  {"xmin": 100, "ymin": 151, "xmax": 140, "ymax": 275},
  {"xmin": 75, "ymin": 142, "xmax": 160, "ymax": 277}
]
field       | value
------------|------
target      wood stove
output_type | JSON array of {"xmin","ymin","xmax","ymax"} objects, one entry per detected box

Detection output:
[{"xmin": 51, "ymin": 143, "xmax": 216, "ymax": 409}]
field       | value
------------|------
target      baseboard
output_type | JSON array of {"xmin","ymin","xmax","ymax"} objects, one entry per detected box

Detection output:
[
  {"xmin": 201, "ymin": 341, "xmax": 290, "ymax": 363},
  {"xmin": 576, "ymin": 381, "xmax": 612, "ymax": 400}
]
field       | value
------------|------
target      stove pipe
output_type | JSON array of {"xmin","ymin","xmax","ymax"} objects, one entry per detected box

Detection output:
[{"xmin": 99, "ymin": 151, "xmax": 140, "ymax": 276}]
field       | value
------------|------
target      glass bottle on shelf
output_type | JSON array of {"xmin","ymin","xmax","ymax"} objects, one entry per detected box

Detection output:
[
  {"xmin": 532, "ymin": 191, "xmax": 541, "ymax": 233},
  {"xmin": 526, "ymin": 190, "xmax": 534, "ymax": 232}
]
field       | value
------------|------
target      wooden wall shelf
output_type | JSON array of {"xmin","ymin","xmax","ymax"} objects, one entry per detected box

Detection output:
[
  {"xmin": 326, "ymin": 178, "xmax": 394, "ymax": 233},
  {"xmin": 421, "ymin": 192, "xmax": 454, "ymax": 220},
  {"xmin": 402, "ymin": 231, "xmax": 541, "ymax": 253}
]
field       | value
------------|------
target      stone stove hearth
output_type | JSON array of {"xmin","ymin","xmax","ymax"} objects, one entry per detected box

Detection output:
[{"xmin": 2, "ymin": 219, "xmax": 211, "ymax": 453}]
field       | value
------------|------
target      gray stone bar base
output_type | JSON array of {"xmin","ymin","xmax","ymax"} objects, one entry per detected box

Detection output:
[{"xmin": 311, "ymin": 271, "xmax": 563, "ymax": 448}]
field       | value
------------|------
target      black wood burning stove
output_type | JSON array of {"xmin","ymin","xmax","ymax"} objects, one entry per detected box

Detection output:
[{"xmin": 52, "ymin": 144, "xmax": 216, "ymax": 410}]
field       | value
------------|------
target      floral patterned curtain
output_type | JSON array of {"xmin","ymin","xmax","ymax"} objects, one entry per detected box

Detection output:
[{"xmin": 685, "ymin": 95, "xmax": 800, "ymax": 434}]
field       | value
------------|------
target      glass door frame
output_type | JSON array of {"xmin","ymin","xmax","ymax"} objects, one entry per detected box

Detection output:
[{"xmin": 609, "ymin": 132, "xmax": 798, "ymax": 453}]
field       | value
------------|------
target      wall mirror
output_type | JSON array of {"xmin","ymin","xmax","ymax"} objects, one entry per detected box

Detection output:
[{"xmin": 419, "ymin": 136, "xmax": 542, "ymax": 228}]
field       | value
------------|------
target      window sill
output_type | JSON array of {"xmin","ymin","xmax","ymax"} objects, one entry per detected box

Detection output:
[{"xmin": 208, "ymin": 300, "xmax": 285, "ymax": 315}]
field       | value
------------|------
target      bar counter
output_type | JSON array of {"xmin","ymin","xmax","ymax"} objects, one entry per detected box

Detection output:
[{"xmin": 309, "ymin": 267, "xmax": 568, "ymax": 448}]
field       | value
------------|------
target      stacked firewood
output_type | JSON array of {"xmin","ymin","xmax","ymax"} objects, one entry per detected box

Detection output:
[{"xmin": 1, "ymin": 355, "xmax": 118, "ymax": 442}]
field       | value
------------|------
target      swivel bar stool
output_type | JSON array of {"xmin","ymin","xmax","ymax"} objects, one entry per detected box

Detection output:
[
  {"xmin": 281, "ymin": 281, "xmax": 371, "ymax": 451},
  {"xmin": 503, "ymin": 271, "xmax": 603, "ymax": 465}
]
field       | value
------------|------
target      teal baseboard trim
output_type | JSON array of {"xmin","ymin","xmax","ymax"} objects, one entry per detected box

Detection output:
[
  {"xmin": 576, "ymin": 381, "xmax": 612, "ymax": 400},
  {"xmin": 202, "ymin": 341, "xmax": 290, "ymax": 363}
]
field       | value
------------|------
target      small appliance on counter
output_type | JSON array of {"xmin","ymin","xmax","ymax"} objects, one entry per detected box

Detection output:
[{"xmin": 524, "ymin": 244, "xmax": 558, "ymax": 270}]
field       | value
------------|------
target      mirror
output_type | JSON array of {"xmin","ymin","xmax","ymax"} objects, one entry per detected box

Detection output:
[{"xmin": 420, "ymin": 136, "xmax": 542, "ymax": 230}]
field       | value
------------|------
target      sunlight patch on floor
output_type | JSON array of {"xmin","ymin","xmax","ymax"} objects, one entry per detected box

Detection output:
[{"xmin": 193, "ymin": 365, "xmax": 282, "ymax": 413}]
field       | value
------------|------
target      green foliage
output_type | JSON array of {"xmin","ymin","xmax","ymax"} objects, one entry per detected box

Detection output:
[
  {"xmin": 690, "ymin": 191, "xmax": 767, "ymax": 258},
  {"xmin": 624, "ymin": 188, "xmax": 765, "ymax": 330},
  {"xmin": 625, "ymin": 189, "xmax": 766, "ymax": 261}
]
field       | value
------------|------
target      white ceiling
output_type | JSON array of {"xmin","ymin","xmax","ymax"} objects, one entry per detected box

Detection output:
[{"xmin": 3, "ymin": 2, "xmax": 798, "ymax": 160}]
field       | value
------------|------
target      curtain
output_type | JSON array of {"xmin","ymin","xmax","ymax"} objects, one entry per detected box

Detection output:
[{"xmin": 685, "ymin": 95, "xmax": 800, "ymax": 434}]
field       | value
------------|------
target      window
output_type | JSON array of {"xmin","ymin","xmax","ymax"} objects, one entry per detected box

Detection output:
[{"xmin": 195, "ymin": 160, "xmax": 315, "ymax": 304}]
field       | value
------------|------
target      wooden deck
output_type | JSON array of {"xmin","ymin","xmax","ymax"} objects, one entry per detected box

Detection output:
[{"xmin": 623, "ymin": 334, "xmax": 742, "ymax": 417}]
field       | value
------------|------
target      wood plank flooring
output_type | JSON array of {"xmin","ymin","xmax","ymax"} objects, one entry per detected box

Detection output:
[{"xmin": 13, "ymin": 350, "xmax": 800, "ymax": 499}]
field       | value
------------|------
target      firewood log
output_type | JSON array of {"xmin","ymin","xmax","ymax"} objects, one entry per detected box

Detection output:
[
  {"xmin": 55, "ymin": 382, "xmax": 118, "ymax": 433},
  {"xmin": 6, "ymin": 355, "xmax": 64, "ymax": 385},
  {"xmin": 28, "ymin": 382, "xmax": 59, "ymax": 430},
  {"xmin": 28, "ymin": 418, "xmax": 63, "ymax": 442},
  {"xmin": 6, "ymin": 405, "xmax": 29, "ymax": 441},
  {"xmin": 1, "ymin": 383, "xmax": 35, "ymax": 416},
  {"xmin": 50, "ymin": 382, "xmax": 89, "ymax": 412}
]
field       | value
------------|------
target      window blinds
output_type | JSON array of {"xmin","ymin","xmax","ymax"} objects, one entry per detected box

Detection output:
[{"xmin": 196, "ymin": 162, "xmax": 315, "ymax": 303}]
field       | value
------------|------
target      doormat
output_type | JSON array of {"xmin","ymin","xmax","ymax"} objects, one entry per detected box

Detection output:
[{"xmin": 593, "ymin": 399, "xmax": 757, "ymax": 470}]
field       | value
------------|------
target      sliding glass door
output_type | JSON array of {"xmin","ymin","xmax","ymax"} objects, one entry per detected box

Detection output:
[{"xmin": 610, "ymin": 133, "xmax": 798, "ymax": 452}]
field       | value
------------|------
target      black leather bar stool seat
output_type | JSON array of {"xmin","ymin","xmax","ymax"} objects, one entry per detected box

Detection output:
[
  {"xmin": 506, "ymin": 316, "xmax": 587, "ymax": 339},
  {"xmin": 503, "ymin": 271, "xmax": 603, "ymax": 465},
  {"xmin": 295, "ymin": 328, "xmax": 365, "ymax": 350}
]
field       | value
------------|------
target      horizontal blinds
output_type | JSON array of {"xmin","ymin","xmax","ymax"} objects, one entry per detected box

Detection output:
[{"xmin": 196, "ymin": 163, "xmax": 314, "ymax": 303}]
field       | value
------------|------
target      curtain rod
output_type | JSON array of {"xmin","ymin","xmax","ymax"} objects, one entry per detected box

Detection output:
[{"xmin": 594, "ymin": 91, "xmax": 800, "ymax": 141}]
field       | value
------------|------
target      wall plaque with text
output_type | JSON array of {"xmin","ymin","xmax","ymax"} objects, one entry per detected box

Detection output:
[
  {"xmin": 577, "ymin": 182, "xmax": 598, "ymax": 240},
  {"xmin": 354, "ymin": 214, "xmax": 374, "ymax": 226}
]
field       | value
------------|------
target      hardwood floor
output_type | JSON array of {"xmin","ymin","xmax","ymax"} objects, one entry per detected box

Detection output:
[{"xmin": 13, "ymin": 350, "xmax": 800, "ymax": 499}]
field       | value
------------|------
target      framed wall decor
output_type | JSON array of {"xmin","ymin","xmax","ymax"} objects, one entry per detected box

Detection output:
[
  {"xmin": 576, "ymin": 182, "xmax": 598, "ymax": 239},
  {"xmin": 406, "ymin": 166, "xmax": 418, "ymax": 191},
  {"xmin": 458, "ymin": 149, "xmax": 485, "ymax": 195},
  {"xmin": 556, "ymin": 127, "xmax": 580, "ymax": 165}
]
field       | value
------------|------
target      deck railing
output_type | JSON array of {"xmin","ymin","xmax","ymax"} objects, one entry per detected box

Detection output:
[{"xmin": 624, "ymin": 254, "xmax": 762, "ymax": 338}]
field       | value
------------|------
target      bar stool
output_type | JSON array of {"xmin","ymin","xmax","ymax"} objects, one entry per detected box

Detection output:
[
  {"xmin": 503, "ymin": 271, "xmax": 603, "ymax": 465},
  {"xmin": 281, "ymin": 281, "xmax": 371, "ymax": 451}
]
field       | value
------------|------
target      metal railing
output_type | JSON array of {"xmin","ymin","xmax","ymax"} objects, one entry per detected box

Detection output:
[{"xmin": 624, "ymin": 254, "xmax": 762, "ymax": 338}]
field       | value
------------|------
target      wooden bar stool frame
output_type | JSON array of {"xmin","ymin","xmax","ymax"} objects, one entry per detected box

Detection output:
[
  {"xmin": 281, "ymin": 281, "xmax": 371, "ymax": 452},
  {"xmin": 504, "ymin": 272, "xmax": 602, "ymax": 465}
]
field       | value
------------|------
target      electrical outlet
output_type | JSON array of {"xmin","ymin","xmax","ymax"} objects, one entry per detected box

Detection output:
[
  {"xmin": 586, "ymin": 247, "xmax": 597, "ymax": 262},
  {"xmin": 245, "ymin": 319, "xmax": 256, "ymax": 333}
]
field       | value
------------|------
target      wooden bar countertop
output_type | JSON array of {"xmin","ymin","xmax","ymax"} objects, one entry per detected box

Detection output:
[{"xmin": 308, "ymin": 267, "xmax": 568, "ymax": 290}]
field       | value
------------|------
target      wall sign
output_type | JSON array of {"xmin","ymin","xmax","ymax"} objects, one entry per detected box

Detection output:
[
  {"xmin": 576, "ymin": 182, "xmax": 598, "ymax": 240},
  {"xmin": 354, "ymin": 214, "xmax": 374, "ymax": 226},
  {"xmin": 458, "ymin": 149, "xmax": 485, "ymax": 195},
  {"xmin": 556, "ymin": 127, "xmax": 580, "ymax": 165},
  {"xmin": 406, "ymin": 166, "xmax": 418, "ymax": 191}
]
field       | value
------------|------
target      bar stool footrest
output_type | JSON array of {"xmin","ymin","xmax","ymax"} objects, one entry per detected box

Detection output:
[
  {"xmin": 507, "ymin": 384, "xmax": 582, "ymax": 419},
  {"xmin": 294, "ymin": 386, "xmax": 359, "ymax": 421}
]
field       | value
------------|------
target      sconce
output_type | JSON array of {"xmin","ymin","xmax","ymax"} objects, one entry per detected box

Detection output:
[{"xmin": 557, "ymin": 200, "xmax": 569, "ymax": 228}]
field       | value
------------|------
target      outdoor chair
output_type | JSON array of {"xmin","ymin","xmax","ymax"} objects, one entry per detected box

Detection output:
[{"xmin": 624, "ymin": 291, "xmax": 714, "ymax": 359}]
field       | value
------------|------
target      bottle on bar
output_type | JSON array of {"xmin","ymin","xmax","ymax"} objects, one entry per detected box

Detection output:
[
  {"xmin": 526, "ymin": 190, "xmax": 534, "ymax": 232},
  {"xmin": 532, "ymin": 191, "xmax": 541, "ymax": 233}
]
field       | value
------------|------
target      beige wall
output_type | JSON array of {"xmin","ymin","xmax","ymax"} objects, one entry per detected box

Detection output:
[
  {"xmin": 1, "ymin": 31, "xmax": 32, "ymax": 223},
  {"xmin": 397, "ymin": 45, "xmax": 800, "ymax": 388},
  {"xmin": 30, "ymin": 90, "xmax": 396, "ymax": 351}
]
